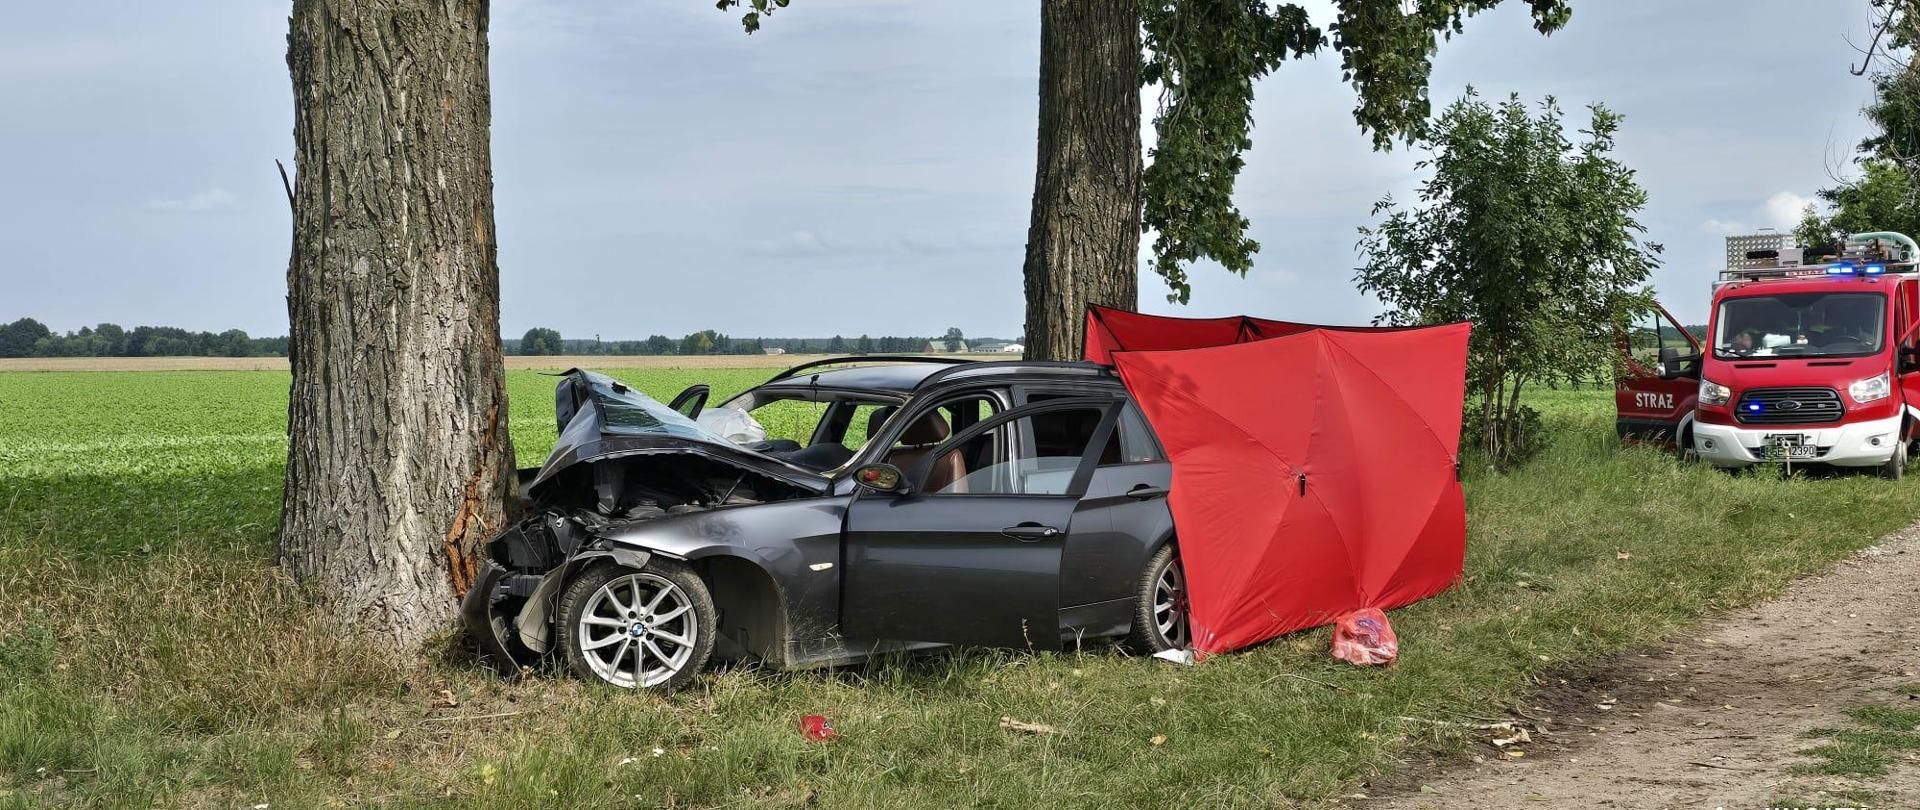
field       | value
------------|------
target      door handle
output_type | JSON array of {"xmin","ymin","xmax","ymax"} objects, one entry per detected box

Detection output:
[
  {"xmin": 1125, "ymin": 484, "xmax": 1169, "ymax": 500},
  {"xmin": 1000, "ymin": 523, "xmax": 1060, "ymax": 542}
]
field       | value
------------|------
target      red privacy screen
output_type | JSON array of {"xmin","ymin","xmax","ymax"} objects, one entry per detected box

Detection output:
[
  {"xmin": 1083, "ymin": 304, "xmax": 1429, "ymax": 365},
  {"xmin": 1091, "ymin": 308, "xmax": 1470, "ymax": 655}
]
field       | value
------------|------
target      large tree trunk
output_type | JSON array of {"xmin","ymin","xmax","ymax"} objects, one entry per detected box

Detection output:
[
  {"xmin": 282, "ymin": 0, "xmax": 514, "ymax": 652},
  {"xmin": 1021, "ymin": 0, "xmax": 1143, "ymax": 361}
]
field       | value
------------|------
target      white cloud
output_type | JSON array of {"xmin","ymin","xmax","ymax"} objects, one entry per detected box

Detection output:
[
  {"xmin": 146, "ymin": 188, "xmax": 237, "ymax": 213},
  {"xmin": 1699, "ymin": 191, "xmax": 1817, "ymax": 237},
  {"xmin": 1763, "ymin": 191, "xmax": 1815, "ymax": 230}
]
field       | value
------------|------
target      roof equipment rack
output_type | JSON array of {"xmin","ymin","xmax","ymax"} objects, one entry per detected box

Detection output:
[{"xmin": 1717, "ymin": 231, "xmax": 1920, "ymax": 285}]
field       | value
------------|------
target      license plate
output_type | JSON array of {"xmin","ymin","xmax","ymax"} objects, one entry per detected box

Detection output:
[{"xmin": 1763, "ymin": 434, "xmax": 1818, "ymax": 460}]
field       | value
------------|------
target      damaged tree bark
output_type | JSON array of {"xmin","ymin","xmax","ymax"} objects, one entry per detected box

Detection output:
[
  {"xmin": 282, "ymin": 0, "xmax": 515, "ymax": 652},
  {"xmin": 1020, "ymin": 0, "xmax": 1143, "ymax": 361}
]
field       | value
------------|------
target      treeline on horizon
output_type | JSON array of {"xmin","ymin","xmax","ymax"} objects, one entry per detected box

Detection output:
[
  {"xmin": 509, "ymin": 328, "xmax": 999, "ymax": 356},
  {"xmin": 0, "ymin": 318, "xmax": 1000, "ymax": 358},
  {"xmin": 0, "ymin": 318, "xmax": 287, "ymax": 358}
]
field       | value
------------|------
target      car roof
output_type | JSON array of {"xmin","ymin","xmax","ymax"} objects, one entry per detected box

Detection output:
[{"xmin": 754, "ymin": 357, "xmax": 1117, "ymax": 396}]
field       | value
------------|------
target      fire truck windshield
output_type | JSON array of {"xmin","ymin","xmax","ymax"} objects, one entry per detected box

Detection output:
[{"xmin": 1713, "ymin": 292, "xmax": 1886, "ymax": 359}]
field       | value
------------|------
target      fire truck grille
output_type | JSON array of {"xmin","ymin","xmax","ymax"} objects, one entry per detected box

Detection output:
[{"xmin": 1734, "ymin": 387, "xmax": 1844, "ymax": 425}]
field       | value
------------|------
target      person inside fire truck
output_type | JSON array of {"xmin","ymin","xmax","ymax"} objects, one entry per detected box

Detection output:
[{"xmin": 1714, "ymin": 293, "xmax": 1883, "ymax": 359}]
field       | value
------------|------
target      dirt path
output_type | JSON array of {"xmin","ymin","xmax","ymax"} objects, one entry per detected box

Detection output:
[{"xmin": 1374, "ymin": 523, "xmax": 1920, "ymax": 810}]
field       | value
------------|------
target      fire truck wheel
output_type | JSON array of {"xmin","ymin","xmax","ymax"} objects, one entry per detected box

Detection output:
[{"xmin": 1879, "ymin": 440, "xmax": 1907, "ymax": 481}]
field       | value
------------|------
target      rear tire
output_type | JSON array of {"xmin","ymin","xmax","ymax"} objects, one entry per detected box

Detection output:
[
  {"xmin": 1127, "ymin": 544, "xmax": 1190, "ymax": 653},
  {"xmin": 1880, "ymin": 439, "xmax": 1907, "ymax": 481},
  {"xmin": 558, "ymin": 559, "xmax": 716, "ymax": 691}
]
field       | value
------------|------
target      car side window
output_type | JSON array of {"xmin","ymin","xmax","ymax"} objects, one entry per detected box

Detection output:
[
  {"xmin": 745, "ymin": 398, "xmax": 830, "ymax": 446},
  {"xmin": 837, "ymin": 402, "xmax": 891, "ymax": 450},
  {"xmin": 1020, "ymin": 388, "xmax": 1159, "ymax": 466},
  {"xmin": 1114, "ymin": 401, "xmax": 1165, "ymax": 464},
  {"xmin": 926, "ymin": 406, "xmax": 1106, "ymax": 495},
  {"xmin": 875, "ymin": 393, "xmax": 999, "ymax": 456}
]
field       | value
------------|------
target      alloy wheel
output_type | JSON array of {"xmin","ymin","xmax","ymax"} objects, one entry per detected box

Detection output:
[
  {"xmin": 1154, "ymin": 559, "xmax": 1191, "ymax": 648},
  {"xmin": 576, "ymin": 572, "xmax": 698, "ymax": 689}
]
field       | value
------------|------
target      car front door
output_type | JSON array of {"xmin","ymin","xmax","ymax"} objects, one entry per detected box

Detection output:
[
  {"xmin": 1616, "ymin": 302, "xmax": 1702, "ymax": 446},
  {"xmin": 840, "ymin": 398, "xmax": 1122, "ymax": 648}
]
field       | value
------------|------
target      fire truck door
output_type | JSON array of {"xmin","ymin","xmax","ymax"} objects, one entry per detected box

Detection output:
[
  {"xmin": 1616, "ymin": 304, "xmax": 1701, "ymax": 447},
  {"xmin": 1898, "ymin": 280, "xmax": 1920, "ymax": 430}
]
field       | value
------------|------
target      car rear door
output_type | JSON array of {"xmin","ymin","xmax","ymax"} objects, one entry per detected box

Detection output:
[
  {"xmin": 1616, "ymin": 303, "xmax": 1701, "ymax": 446},
  {"xmin": 840, "ymin": 398, "xmax": 1122, "ymax": 648}
]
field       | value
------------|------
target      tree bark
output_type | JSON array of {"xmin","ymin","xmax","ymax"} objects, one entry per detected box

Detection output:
[
  {"xmin": 1021, "ymin": 0, "xmax": 1142, "ymax": 361},
  {"xmin": 282, "ymin": 0, "xmax": 514, "ymax": 652}
]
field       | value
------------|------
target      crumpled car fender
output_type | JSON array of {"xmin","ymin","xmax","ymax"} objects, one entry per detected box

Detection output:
[
  {"xmin": 517, "ymin": 546, "xmax": 654, "ymax": 655},
  {"xmin": 463, "ymin": 545, "xmax": 653, "ymax": 671}
]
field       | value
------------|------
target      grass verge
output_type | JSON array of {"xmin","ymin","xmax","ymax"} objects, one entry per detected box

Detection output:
[{"xmin": 1, "ymin": 374, "xmax": 1917, "ymax": 807}]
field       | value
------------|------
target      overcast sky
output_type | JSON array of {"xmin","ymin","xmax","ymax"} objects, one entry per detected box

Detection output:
[{"xmin": 0, "ymin": 0, "xmax": 1885, "ymax": 339}]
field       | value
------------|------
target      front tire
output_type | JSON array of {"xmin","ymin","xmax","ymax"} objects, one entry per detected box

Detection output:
[
  {"xmin": 1880, "ymin": 439, "xmax": 1907, "ymax": 481},
  {"xmin": 1127, "ymin": 544, "xmax": 1191, "ymax": 653},
  {"xmin": 558, "ymin": 560, "xmax": 716, "ymax": 690}
]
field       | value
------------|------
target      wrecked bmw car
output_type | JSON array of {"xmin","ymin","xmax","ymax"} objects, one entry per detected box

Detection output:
[{"xmin": 463, "ymin": 357, "xmax": 1186, "ymax": 689}]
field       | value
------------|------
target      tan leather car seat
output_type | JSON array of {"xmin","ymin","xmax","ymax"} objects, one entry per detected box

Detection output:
[{"xmin": 870, "ymin": 408, "xmax": 967, "ymax": 493}]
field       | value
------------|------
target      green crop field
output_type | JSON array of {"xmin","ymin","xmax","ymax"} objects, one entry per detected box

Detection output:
[{"xmin": 2, "ymin": 367, "xmax": 1917, "ymax": 808}]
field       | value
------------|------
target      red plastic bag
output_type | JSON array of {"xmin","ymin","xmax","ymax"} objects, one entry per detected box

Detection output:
[
  {"xmin": 799, "ymin": 714, "xmax": 838, "ymax": 742},
  {"xmin": 1330, "ymin": 608, "xmax": 1399, "ymax": 665}
]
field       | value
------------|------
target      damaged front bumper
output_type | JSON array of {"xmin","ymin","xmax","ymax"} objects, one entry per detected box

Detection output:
[
  {"xmin": 460, "ymin": 559, "xmax": 526, "ymax": 673},
  {"xmin": 460, "ymin": 519, "xmax": 655, "ymax": 674}
]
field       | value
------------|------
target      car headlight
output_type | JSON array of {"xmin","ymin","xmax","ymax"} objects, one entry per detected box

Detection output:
[
  {"xmin": 1699, "ymin": 378, "xmax": 1731, "ymax": 406},
  {"xmin": 1849, "ymin": 371, "xmax": 1891, "ymax": 404}
]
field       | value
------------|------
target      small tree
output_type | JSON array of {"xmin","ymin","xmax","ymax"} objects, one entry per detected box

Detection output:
[
  {"xmin": 680, "ymin": 330, "xmax": 716, "ymax": 356},
  {"xmin": 942, "ymin": 327, "xmax": 966, "ymax": 353},
  {"xmin": 828, "ymin": 334, "xmax": 846, "ymax": 353},
  {"xmin": 519, "ymin": 327, "xmax": 562, "ymax": 356},
  {"xmin": 1356, "ymin": 92, "xmax": 1659, "ymax": 467}
]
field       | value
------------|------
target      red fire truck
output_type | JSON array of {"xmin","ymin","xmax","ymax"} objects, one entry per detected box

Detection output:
[{"xmin": 1618, "ymin": 231, "xmax": 1920, "ymax": 479}]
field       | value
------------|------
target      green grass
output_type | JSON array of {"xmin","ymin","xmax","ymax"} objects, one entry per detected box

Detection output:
[
  {"xmin": 2, "ymin": 368, "xmax": 1919, "ymax": 808},
  {"xmin": 1794, "ymin": 706, "xmax": 1920, "ymax": 778},
  {"xmin": 1776, "ymin": 697, "xmax": 1920, "ymax": 808}
]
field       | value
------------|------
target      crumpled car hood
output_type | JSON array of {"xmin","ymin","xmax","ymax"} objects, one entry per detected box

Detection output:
[{"xmin": 527, "ymin": 369, "xmax": 827, "ymax": 495}]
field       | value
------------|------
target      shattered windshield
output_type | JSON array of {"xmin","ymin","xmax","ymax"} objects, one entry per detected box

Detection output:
[
  {"xmin": 1712, "ymin": 292, "xmax": 1886, "ymax": 359},
  {"xmin": 577, "ymin": 371, "xmax": 730, "ymax": 442}
]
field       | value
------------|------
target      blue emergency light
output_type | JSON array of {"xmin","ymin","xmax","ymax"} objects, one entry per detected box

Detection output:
[{"xmin": 1827, "ymin": 261, "xmax": 1889, "ymax": 276}]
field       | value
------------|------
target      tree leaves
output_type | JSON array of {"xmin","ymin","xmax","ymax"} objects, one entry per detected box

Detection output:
[
  {"xmin": 1332, "ymin": 0, "xmax": 1571, "ymax": 149},
  {"xmin": 1141, "ymin": 1, "xmax": 1573, "ymax": 304},
  {"xmin": 715, "ymin": 0, "xmax": 792, "ymax": 34},
  {"xmin": 1141, "ymin": 1, "xmax": 1319, "ymax": 303},
  {"xmin": 1802, "ymin": 0, "xmax": 1920, "ymax": 244}
]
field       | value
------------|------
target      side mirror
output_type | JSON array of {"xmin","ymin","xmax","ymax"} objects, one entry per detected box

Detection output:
[
  {"xmin": 1902, "ymin": 347, "xmax": 1920, "ymax": 373},
  {"xmin": 851, "ymin": 463, "xmax": 911, "ymax": 495}
]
